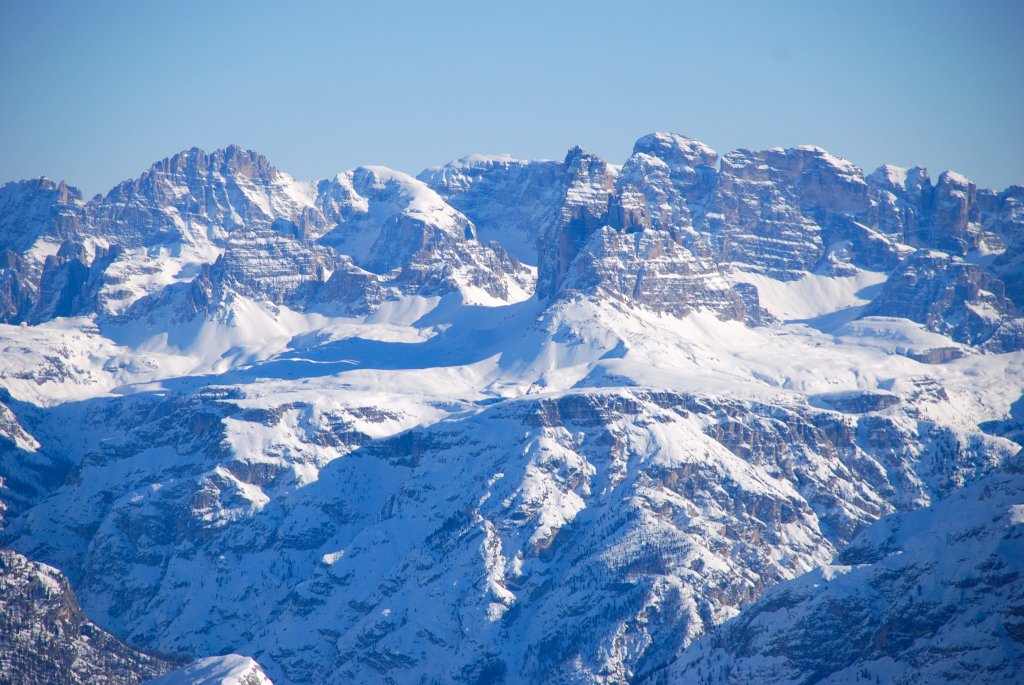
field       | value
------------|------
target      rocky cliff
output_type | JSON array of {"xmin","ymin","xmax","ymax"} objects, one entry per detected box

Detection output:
[
  {"xmin": 0, "ymin": 548, "xmax": 176, "ymax": 684},
  {"xmin": 652, "ymin": 461, "xmax": 1024, "ymax": 685}
]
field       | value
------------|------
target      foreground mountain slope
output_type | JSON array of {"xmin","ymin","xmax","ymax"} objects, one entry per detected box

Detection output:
[
  {"xmin": 0, "ymin": 548, "xmax": 176, "ymax": 684},
  {"xmin": 653, "ymin": 460, "xmax": 1024, "ymax": 685}
]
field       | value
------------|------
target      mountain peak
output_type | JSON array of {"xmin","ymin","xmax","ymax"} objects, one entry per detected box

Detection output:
[
  {"xmin": 632, "ymin": 131, "xmax": 719, "ymax": 168},
  {"xmin": 129, "ymin": 145, "xmax": 279, "ymax": 188},
  {"xmin": 0, "ymin": 177, "xmax": 82, "ymax": 203},
  {"xmin": 936, "ymin": 168, "xmax": 972, "ymax": 188},
  {"xmin": 423, "ymin": 153, "xmax": 526, "ymax": 175},
  {"xmin": 563, "ymin": 144, "xmax": 603, "ymax": 165}
]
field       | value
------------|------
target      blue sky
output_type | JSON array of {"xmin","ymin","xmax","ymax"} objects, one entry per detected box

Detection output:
[{"xmin": 2, "ymin": 0, "xmax": 1021, "ymax": 196}]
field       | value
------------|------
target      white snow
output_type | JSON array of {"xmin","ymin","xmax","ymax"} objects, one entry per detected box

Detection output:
[
  {"xmin": 147, "ymin": 655, "xmax": 273, "ymax": 685},
  {"xmin": 733, "ymin": 269, "xmax": 887, "ymax": 321},
  {"xmin": 426, "ymin": 153, "xmax": 525, "ymax": 172},
  {"xmin": 940, "ymin": 170, "xmax": 971, "ymax": 186},
  {"xmin": 876, "ymin": 163, "xmax": 908, "ymax": 188},
  {"xmin": 1009, "ymin": 505, "xmax": 1024, "ymax": 526}
]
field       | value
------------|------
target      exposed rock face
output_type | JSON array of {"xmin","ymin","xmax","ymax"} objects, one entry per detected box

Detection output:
[
  {"xmin": 812, "ymin": 390, "xmax": 901, "ymax": 414},
  {"xmin": 984, "ymin": 184, "xmax": 1024, "ymax": 306},
  {"xmin": 217, "ymin": 229, "xmax": 334, "ymax": 306},
  {"xmin": 598, "ymin": 135, "xmax": 756, "ymax": 322},
  {"xmin": 615, "ymin": 133, "xmax": 718, "ymax": 238},
  {"xmin": 308, "ymin": 256, "xmax": 386, "ymax": 315},
  {"xmin": 0, "ymin": 147, "xmax": 326, "ymax": 322},
  {"xmin": 91, "ymin": 145, "xmax": 321, "ymax": 249},
  {"xmin": 0, "ymin": 395, "xmax": 68, "ymax": 529},
  {"xmin": 3, "ymin": 135, "xmax": 1022, "ymax": 342},
  {"xmin": 430, "ymin": 135, "xmax": 1023, "ymax": 337},
  {"xmin": 418, "ymin": 155, "xmax": 562, "ymax": 264},
  {"xmin": 708, "ymin": 146, "xmax": 867, "ymax": 278},
  {"xmin": 866, "ymin": 164, "xmax": 984, "ymax": 254},
  {"xmin": 864, "ymin": 249, "xmax": 1023, "ymax": 351},
  {"xmin": 0, "ymin": 179, "xmax": 87, "ymax": 322},
  {"xmin": 530, "ymin": 137, "xmax": 760, "ymax": 322},
  {"xmin": 0, "ymin": 178, "xmax": 85, "ymax": 254},
  {"xmin": 30, "ymin": 241, "xmax": 124, "ymax": 323},
  {"xmin": 559, "ymin": 227, "xmax": 753, "ymax": 322},
  {"xmin": 0, "ymin": 251, "xmax": 36, "ymax": 322},
  {"xmin": 0, "ymin": 548, "xmax": 176, "ymax": 685},
  {"xmin": 0, "ymin": 148, "xmax": 534, "ymax": 326},
  {"xmin": 536, "ymin": 146, "xmax": 618, "ymax": 301},
  {"xmin": 654, "ymin": 463, "xmax": 1024, "ymax": 685},
  {"xmin": 310, "ymin": 166, "xmax": 534, "ymax": 309},
  {"xmin": 928, "ymin": 171, "xmax": 983, "ymax": 253},
  {"xmin": 428, "ymin": 133, "xmax": 1019, "ymax": 330},
  {"xmin": 315, "ymin": 166, "xmax": 480, "ymax": 272}
]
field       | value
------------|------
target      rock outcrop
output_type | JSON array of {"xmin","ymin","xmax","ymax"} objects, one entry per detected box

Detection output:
[
  {"xmin": 864, "ymin": 249, "xmax": 1023, "ymax": 351},
  {"xmin": 0, "ymin": 548, "xmax": 176, "ymax": 684},
  {"xmin": 654, "ymin": 463, "xmax": 1024, "ymax": 685}
]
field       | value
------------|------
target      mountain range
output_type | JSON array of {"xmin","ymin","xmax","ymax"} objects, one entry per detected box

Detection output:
[{"xmin": 0, "ymin": 132, "xmax": 1021, "ymax": 684}]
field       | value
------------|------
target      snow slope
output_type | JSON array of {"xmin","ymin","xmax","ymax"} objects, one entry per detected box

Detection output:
[{"xmin": 147, "ymin": 656, "xmax": 273, "ymax": 685}]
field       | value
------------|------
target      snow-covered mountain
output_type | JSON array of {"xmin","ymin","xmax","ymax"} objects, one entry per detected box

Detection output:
[
  {"xmin": 650, "ymin": 460, "xmax": 1024, "ymax": 685},
  {"xmin": 0, "ymin": 548, "xmax": 177, "ymax": 684},
  {"xmin": 0, "ymin": 133, "xmax": 1021, "ymax": 684}
]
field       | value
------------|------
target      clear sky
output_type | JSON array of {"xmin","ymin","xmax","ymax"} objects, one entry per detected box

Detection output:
[{"xmin": 2, "ymin": 0, "xmax": 1022, "ymax": 197}]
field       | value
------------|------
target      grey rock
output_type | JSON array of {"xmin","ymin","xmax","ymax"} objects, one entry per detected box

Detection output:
[
  {"xmin": 419, "ymin": 155, "xmax": 562, "ymax": 264},
  {"xmin": 866, "ymin": 164, "xmax": 984, "ymax": 255},
  {"xmin": 863, "ymin": 249, "xmax": 1022, "ymax": 351},
  {"xmin": 91, "ymin": 146, "xmax": 321, "ymax": 248},
  {"xmin": 536, "ymin": 137, "xmax": 761, "ymax": 323},
  {"xmin": 0, "ymin": 179, "xmax": 87, "ymax": 322},
  {"xmin": 0, "ymin": 548, "xmax": 177, "ymax": 684},
  {"xmin": 0, "ymin": 178, "xmax": 85, "ymax": 254},
  {"xmin": 984, "ymin": 184, "xmax": 1024, "ymax": 307},
  {"xmin": 812, "ymin": 391, "xmax": 902, "ymax": 414},
  {"xmin": 898, "ymin": 346, "xmax": 965, "ymax": 364},
  {"xmin": 537, "ymin": 146, "xmax": 617, "ymax": 301}
]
